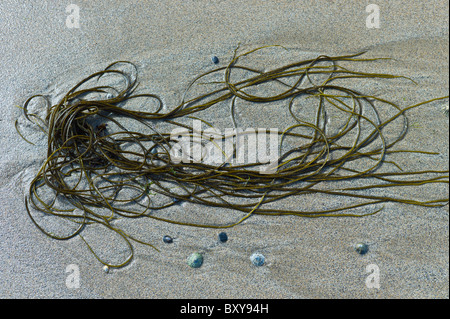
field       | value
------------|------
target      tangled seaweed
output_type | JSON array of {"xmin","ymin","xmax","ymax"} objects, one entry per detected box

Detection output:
[{"xmin": 17, "ymin": 46, "xmax": 449, "ymax": 268}]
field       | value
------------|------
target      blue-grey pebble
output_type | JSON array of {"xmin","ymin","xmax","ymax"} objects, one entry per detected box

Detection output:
[
  {"xmin": 163, "ymin": 235, "xmax": 173, "ymax": 244},
  {"xmin": 218, "ymin": 232, "xmax": 228, "ymax": 242},
  {"xmin": 355, "ymin": 242, "xmax": 369, "ymax": 255},
  {"xmin": 211, "ymin": 56, "xmax": 219, "ymax": 64},
  {"xmin": 187, "ymin": 252, "xmax": 203, "ymax": 268},
  {"xmin": 172, "ymin": 197, "xmax": 182, "ymax": 204},
  {"xmin": 250, "ymin": 253, "xmax": 265, "ymax": 266}
]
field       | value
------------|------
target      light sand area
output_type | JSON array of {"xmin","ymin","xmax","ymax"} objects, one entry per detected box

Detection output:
[{"xmin": 0, "ymin": 0, "xmax": 448, "ymax": 298}]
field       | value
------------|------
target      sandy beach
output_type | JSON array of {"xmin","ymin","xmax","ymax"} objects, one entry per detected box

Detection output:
[{"xmin": 0, "ymin": 0, "xmax": 448, "ymax": 299}]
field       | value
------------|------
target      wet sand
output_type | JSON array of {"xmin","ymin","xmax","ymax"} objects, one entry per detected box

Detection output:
[{"xmin": 0, "ymin": 0, "xmax": 448, "ymax": 298}]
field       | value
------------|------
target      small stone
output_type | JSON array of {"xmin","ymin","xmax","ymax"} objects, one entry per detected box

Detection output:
[
  {"xmin": 218, "ymin": 232, "xmax": 228, "ymax": 243},
  {"xmin": 211, "ymin": 56, "xmax": 219, "ymax": 64},
  {"xmin": 172, "ymin": 197, "xmax": 182, "ymax": 204},
  {"xmin": 187, "ymin": 252, "xmax": 203, "ymax": 268},
  {"xmin": 106, "ymin": 93, "xmax": 114, "ymax": 99},
  {"xmin": 103, "ymin": 265, "xmax": 110, "ymax": 273},
  {"xmin": 163, "ymin": 235, "xmax": 173, "ymax": 244},
  {"xmin": 250, "ymin": 253, "xmax": 265, "ymax": 266},
  {"xmin": 355, "ymin": 242, "xmax": 369, "ymax": 255}
]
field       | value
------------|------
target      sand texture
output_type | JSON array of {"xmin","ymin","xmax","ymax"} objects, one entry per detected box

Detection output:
[{"xmin": 0, "ymin": 0, "xmax": 448, "ymax": 298}]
